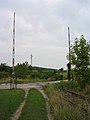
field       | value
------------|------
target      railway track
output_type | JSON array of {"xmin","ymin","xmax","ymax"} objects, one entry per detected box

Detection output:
[
  {"xmin": 66, "ymin": 90, "xmax": 87, "ymax": 99},
  {"xmin": 62, "ymin": 90, "xmax": 90, "ymax": 120},
  {"xmin": 63, "ymin": 90, "xmax": 89, "ymax": 107}
]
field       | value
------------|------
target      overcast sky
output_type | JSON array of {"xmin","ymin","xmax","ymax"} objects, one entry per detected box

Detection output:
[{"xmin": 0, "ymin": 0, "xmax": 90, "ymax": 69}]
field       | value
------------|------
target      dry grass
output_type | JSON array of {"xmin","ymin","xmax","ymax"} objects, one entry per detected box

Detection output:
[{"xmin": 44, "ymin": 84, "xmax": 85, "ymax": 120}]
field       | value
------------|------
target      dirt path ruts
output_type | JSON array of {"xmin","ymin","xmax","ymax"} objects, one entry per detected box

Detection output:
[
  {"xmin": 11, "ymin": 87, "xmax": 54, "ymax": 120},
  {"xmin": 11, "ymin": 88, "xmax": 29, "ymax": 120},
  {"xmin": 37, "ymin": 88, "xmax": 54, "ymax": 120}
]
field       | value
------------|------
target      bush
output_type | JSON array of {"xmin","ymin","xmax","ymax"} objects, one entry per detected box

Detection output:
[
  {"xmin": 55, "ymin": 81, "xmax": 79, "ymax": 91},
  {"xmin": 0, "ymin": 72, "xmax": 9, "ymax": 79}
]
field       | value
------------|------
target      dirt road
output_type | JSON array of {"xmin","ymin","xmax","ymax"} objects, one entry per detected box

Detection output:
[{"xmin": 0, "ymin": 80, "xmax": 67, "ymax": 89}]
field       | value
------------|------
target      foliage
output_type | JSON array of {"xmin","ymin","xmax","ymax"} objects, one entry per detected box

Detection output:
[
  {"xmin": 19, "ymin": 89, "xmax": 48, "ymax": 120},
  {"xmin": 15, "ymin": 62, "xmax": 30, "ymax": 79},
  {"xmin": 54, "ymin": 81, "xmax": 79, "ymax": 91},
  {"xmin": 0, "ymin": 71, "xmax": 9, "ymax": 79},
  {"xmin": 0, "ymin": 62, "xmax": 68, "ymax": 82},
  {"xmin": 84, "ymin": 85, "xmax": 90, "ymax": 95},
  {"xmin": 29, "ymin": 69, "xmax": 67, "ymax": 81},
  {"xmin": 54, "ymin": 81, "xmax": 90, "ymax": 102},
  {"xmin": 15, "ymin": 62, "xmax": 68, "ymax": 81},
  {"xmin": 0, "ymin": 63, "xmax": 12, "ymax": 79},
  {"xmin": 83, "ymin": 85, "xmax": 90, "ymax": 102},
  {"xmin": 69, "ymin": 35, "xmax": 90, "ymax": 88},
  {"xmin": 0, "ymin": 89, "xmax": 25, "ymax": 120}
]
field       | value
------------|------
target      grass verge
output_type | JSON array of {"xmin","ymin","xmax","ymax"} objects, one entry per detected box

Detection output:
[
  {"xmin": 0, "ymin": 89, "xmax": 25, "ymax": 120},
  {"xmin": 19, "ymin": 88, "xmax": 48, "ymax": 120},
  {"xmin": 44, "ymin": 84, "xmax": 85, "ymax": 120}
]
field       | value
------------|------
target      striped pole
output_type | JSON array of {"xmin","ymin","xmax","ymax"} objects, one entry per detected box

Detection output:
[
  {"xmin": 68, "ymin": 27, "xmax": 70, "ymax": 60},
  {"xmin": 67, "ymin": 27, "xmax": 71, "ymax": 81},
  {"xmin": 12, "ymin": 12, "xmax": 15, "ymax": 73},
  {"xmin": 11, "ymin": 12, "xmax": 16, "ymax": 89}
]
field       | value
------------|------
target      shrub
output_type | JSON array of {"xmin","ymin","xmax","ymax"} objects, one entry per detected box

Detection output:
[
  {"xmin": 0, "ymin": 72, "xmax": 9, "ymax": 79},
  {"xmin": 54, "ymin": 81, "xmax": 79, "ymax": 91}
]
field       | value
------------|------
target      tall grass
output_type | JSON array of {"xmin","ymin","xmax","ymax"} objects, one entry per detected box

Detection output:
[
  {"xmin": 54, "ymin": 81, "xmax": 80, "ymax": 91},
  {"xmin": 44, "ymin": 84, "xmax": 84, "ymax": 120}
]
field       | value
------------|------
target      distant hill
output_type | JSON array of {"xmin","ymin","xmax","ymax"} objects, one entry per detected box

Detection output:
[{"xmin": 32, "ymin": 66, "xmax": 58, "ymax": 71}]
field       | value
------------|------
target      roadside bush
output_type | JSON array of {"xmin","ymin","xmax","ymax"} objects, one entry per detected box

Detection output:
[
  {"xmin": 55, "ymin": 81, "xmax": 79, "ymax": 91},
  {"xmin": 0, "ymin": 72, "xmax": 9, "ymax": 79}
]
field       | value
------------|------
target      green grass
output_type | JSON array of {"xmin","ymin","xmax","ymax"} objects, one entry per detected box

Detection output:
[
  {"xmin": 19, "ymin": 89, "xmax": 48, "ymax": 120},
  {"xmin": 0, "ymin": 89, "xmax": 25, "ymax": 120}
]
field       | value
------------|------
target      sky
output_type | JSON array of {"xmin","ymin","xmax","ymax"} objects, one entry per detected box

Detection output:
[{"xmin": 0, "ymin": 0, "xmax": 90, "ymax": 69}]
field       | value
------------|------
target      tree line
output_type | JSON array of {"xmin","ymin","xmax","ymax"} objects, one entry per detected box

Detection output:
[{"xmin": 0, "ymin": 62, "xmax": 65, "ymax": 81}]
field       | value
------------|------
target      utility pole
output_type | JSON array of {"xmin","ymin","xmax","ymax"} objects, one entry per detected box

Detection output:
[
  {"xmin": 10, "ymin": 12, "xmax": 16, "ymax": 89},
  {"xmin": 67, "ymin": 27, "xmax": 71, "ymax": 81},
  {"xmin": 68, "ymin": 27, "xmax": 70, "ymax": 57},
  {"xmin": 87, "ymin": 41, "xmax": 90, "ymax": 69},
  {"xmin": 30, "ymin": 54, "xmax": 33, "ymax": 66}
]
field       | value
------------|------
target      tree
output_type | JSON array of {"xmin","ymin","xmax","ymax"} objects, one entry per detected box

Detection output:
[
  {"xmin": 15, "ymin": 62, "xmax": 30, "ymax": 79},
  {"xmin": 0, "ymin": 63, "xmax": 12, "ymax": 79},
  {"xmin": 69, "ymin": 35, "xmax": 90, "ymax": 89}
]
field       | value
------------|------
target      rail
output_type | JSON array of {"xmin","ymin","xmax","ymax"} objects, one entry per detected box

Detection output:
[{"xmin": 63, "ymin": 90, "xmax": 90, "ymax": 120}]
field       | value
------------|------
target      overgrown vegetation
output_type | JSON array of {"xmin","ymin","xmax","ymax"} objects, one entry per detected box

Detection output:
[
  {"xmin": 54, "ymin": 81, "xmax": 90, "ymax": 101},
  {"xmin": 15, "ymin": 64, "xmax": 67, "ymax": 81},
  {"xmin": 19, "ymin": 89, "xmax": 48, "ymax": 120},
  {"xmin": 0, "ymin": 89, "xmax": 25, "ymax": 120},
  {"xmin": 54, "ymin": 81, "xmax": 79, "ymax": 91},
  {"xmin": 68, "ymin": 35, "xmax": 90, "ymax": 89},
  {"xmin": 44, "ymin": 83, "xmax": 89, "ymax": 120},
  {"xmin": 0, "ymin": 62, "xmax": 67, "ymax": 83},
  {"xmin": 0, "ymin": 63, "xmax": 12, "ymax": 79}
]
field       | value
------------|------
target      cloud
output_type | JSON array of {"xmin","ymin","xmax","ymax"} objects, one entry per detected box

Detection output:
[{"xmin": 0, "ymin": 0, "xmax": 90, "ymax": 69}]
